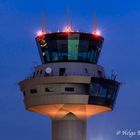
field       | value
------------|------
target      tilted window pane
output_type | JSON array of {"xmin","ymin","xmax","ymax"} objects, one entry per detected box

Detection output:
[
  {"xmin": 78, "ymin": 40, "xmax": 89, "ymax": 61},
  {"xmin": 68, "ymin": 39, "xmax": 79, "ymax": 60},
  {"xmin": 48, "ymin": 40, "xmax": 58, "ymax": 61},
  {"xmin": 57, "ymin": 40, "xmax": 68, "ymax": 61}
]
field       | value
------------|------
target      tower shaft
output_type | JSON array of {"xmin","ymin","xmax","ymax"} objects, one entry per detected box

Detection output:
[{"xmin": 52, "ymin": 113, "xmax": 87, "ymax": 140}]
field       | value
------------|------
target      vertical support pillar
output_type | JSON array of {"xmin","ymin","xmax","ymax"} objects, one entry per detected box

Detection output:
[{"xmin": 52, "ymin": 113, "xmax": 87, "ymax": 140}]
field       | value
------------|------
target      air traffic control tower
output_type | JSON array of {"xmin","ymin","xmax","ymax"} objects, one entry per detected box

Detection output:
[{"xmin": 19, "ymin": 26, "xmax": 120, "ymax": 140}]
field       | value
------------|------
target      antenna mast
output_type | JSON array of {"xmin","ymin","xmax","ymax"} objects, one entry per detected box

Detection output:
[
  {"xmin": 67, "ymin": 8, "xmax": 73, "ymax": 30},
  {"xmin": 41, "ymin": 12, "xmax": 46, "ymax": 33},
  {"xmin": 94, "ymin": 11, "xmax": 97, "ymax": 33}
]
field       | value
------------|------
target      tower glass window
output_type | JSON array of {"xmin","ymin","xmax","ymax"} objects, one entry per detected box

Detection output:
[
  {"xmin": 36, "ymin": 32, "xmax": 104, "ymax": 64},
  {"xmin": 78, "ymin": 40, "xmax": 89, "ymax": 61},
  {"xmin": 89, "ymin": 77, "xmax": 120, "ymax": 107}
]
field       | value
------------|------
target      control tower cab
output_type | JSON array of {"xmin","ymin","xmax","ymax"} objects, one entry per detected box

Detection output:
[{"xmin": 19, "ymin": 30, "xmax": 120, "ymax": 140}]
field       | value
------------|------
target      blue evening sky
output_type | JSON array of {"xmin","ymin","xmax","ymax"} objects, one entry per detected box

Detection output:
[{"xmin": 0, "ymin": 0, "xmax": 140, "ymax": 140}]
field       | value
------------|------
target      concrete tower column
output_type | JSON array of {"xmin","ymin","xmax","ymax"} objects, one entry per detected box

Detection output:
[{"xmin": 52, "ymin": 113, "xmax": 87, "ymax": 140}]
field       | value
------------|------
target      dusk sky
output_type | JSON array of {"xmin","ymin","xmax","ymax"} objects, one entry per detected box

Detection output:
[{"xmin": 0, "ymin": 0, "xmax": 140, "ymax": 140}]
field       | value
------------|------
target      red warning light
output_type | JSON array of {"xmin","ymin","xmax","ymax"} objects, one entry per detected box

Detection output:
[
  {"xmin": 93, "ymin": 30, "xmax": 101, "ymax": 37},
  {"xmin": 37, "ymin": 30, "xmax": 46, "ymax": 37}
]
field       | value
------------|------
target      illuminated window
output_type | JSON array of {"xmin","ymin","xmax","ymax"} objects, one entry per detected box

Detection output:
[
  {"xmin": 36, "ymin": 33, "xmax": 103, "ymax": 64},
  {"xmin": 68, "ymin": 40, "xmax": 79, "ymax": 60}
]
